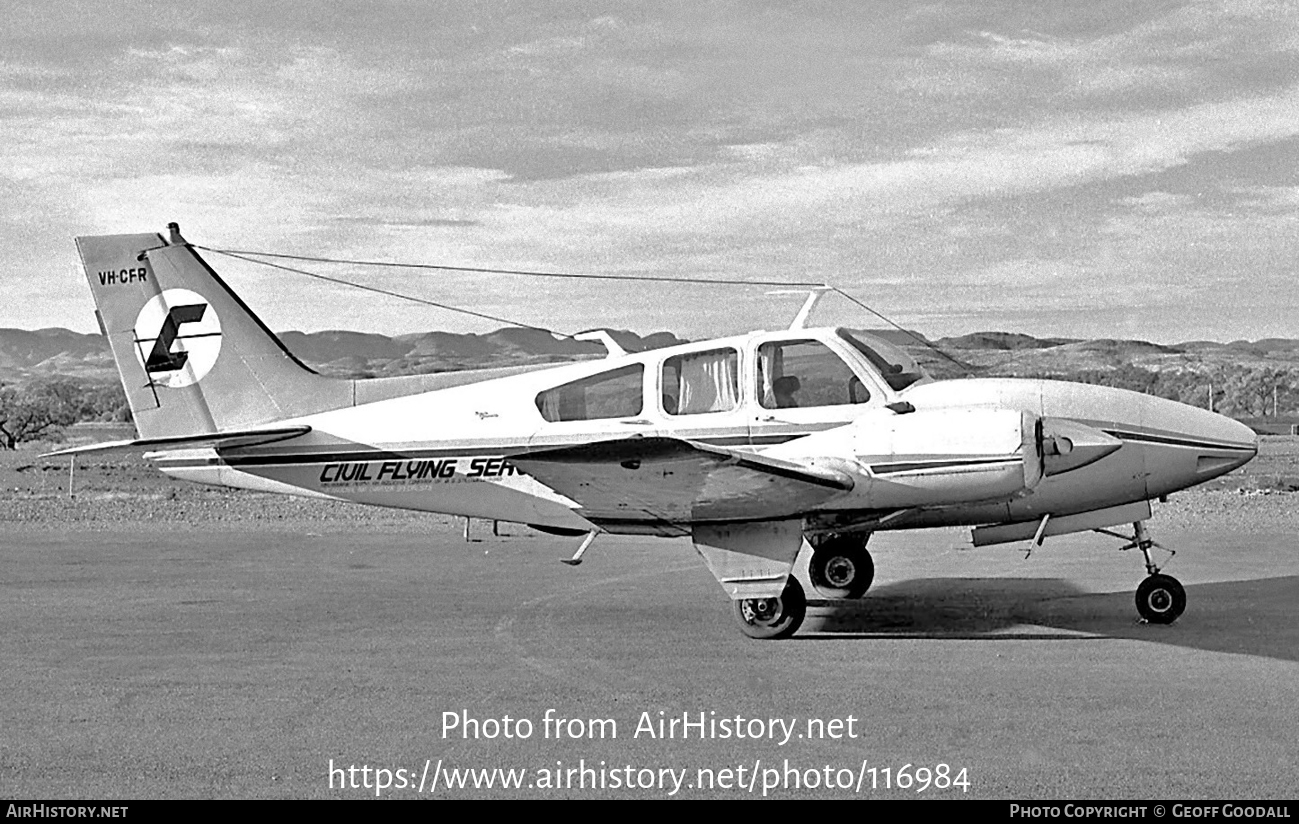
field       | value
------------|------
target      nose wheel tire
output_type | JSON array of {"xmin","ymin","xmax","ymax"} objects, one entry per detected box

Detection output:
[
  {"xmin": 1135, "ymin": 574, "xmax": 1186, "ymax": 624},
  {"xmin": 809, "ymin": 541, "xmax": 874, "ymax": 599},
  {"xmin": 733, "ymin": 577, "xmax": 806, "ymax": 640}
]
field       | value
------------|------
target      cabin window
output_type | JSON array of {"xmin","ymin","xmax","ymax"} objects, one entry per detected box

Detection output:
[
  {"xmin": 757, "ymin": 339, "xmax": 869, "ymax": 409},
  {"xmin": 535, "ymin": 364, "xmax": 644, "ymax": 422},
  {"xmin": 662, "ymin": 348, "xmax": 740, "ymax": 415}
]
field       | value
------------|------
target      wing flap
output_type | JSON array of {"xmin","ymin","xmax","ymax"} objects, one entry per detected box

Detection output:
[{"xmin": 510, "ymin": 437, "xmax": 852, "ymax": 526}]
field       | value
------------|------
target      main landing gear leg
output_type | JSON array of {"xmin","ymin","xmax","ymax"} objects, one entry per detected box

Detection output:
[{"xmin": 1096, "ymin": 520, "xmax": 1186, "ymax": 625}]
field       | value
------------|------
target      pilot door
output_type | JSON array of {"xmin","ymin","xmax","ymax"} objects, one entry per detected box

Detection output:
[{"xmin": 747, "ymin": 336, "xmax": 881, "ymax": 446}]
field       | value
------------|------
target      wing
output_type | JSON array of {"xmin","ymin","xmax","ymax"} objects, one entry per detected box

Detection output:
[{"xmin": 510, "ymin": 436, "xmax": 853, "ymax": 530}]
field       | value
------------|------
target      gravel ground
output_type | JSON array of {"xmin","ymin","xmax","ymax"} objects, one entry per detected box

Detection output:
[{"xmin": 2, "ymin": 436, "xmax": 1295, "ymax": 532}]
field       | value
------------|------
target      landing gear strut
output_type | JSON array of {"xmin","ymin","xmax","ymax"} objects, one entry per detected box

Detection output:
[
  {"xmin": 733, "ymin": 578, "xmax": 806, "ymax": 640},
  {"xmin": 1097, "ymin": 520, "xmax": 1186, "ymax": 624},
  {"xmin": 808, "ymin": 534, "xmax": 874, "ymax": 599}
]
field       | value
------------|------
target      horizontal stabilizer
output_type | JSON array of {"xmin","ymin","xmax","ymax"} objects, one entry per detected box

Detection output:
[{"xmin": 42, "ymin": 425, "xmax": 312, "ymax": 458}]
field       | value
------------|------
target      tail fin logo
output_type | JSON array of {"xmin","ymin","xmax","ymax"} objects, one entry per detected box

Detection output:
[{"xmin": 133, "ymin": 288, "xmax": 222, "ymax": 388}]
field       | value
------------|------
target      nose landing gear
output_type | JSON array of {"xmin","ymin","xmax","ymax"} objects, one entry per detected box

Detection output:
[{"xmin": 1096, "ymin": 520, "xmax": 1185, "ymax": 624}]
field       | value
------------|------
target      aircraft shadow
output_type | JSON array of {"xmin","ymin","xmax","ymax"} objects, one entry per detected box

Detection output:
[{"xmin": 800, "ymin": 575, "xmax": 1299, "ymax": 663}]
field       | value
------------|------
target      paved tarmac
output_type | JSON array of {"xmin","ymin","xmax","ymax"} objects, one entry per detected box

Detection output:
[{"xmin": 2, "ymin": 513, "xmax": 1296, "ymax": 799}]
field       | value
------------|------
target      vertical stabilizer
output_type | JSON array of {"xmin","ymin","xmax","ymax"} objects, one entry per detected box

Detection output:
[{"xmin": 77, "ymin": 224, "xmax": 353, "ymax": 439}]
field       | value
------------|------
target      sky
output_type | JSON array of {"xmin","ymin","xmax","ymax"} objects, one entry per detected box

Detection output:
[{"xmin": 2, "ymin": 0, "xmax": 1297, "ymax": 343}]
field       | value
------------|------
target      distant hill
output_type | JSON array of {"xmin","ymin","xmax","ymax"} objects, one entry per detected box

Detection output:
[
  {"xmin": 0, "ymin": 326, "xmax": 688, "ymax": 382},
  {"xmin": 2, "ymin": 326, "xmax": 1297, "ymax": 419},
  {"xmin": 5, "ymin": 326, "xmax": 1299, "ymax": 382},
  {"xmin": 919, "ymin": 333, "xmax": 1299, "ymax": 377},
  {"xmin": 932, "ymin": 332, "xmax": 1078, "ymax": 351},
  {"xmin": 0, "ymin": 328, "xmax": 117, "ymax": 379}
]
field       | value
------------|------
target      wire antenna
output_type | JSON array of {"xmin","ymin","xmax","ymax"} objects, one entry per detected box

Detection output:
[{"xmin": 198, "ymin": 244, "xmax": 978, "ymax": 373}]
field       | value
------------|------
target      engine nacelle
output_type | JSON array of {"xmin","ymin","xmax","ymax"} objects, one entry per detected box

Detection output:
[{"xmin": 765, "ymin": 407, "xmax": 1044, "ymax": 510}]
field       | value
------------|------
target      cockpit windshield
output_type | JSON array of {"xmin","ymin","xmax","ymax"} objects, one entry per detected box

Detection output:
[{"xmin": 835, "ymin": 328, "xmax": 926, "ymax": 391}]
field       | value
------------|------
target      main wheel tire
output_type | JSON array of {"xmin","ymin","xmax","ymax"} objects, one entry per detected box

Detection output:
[
  {"xmin": 733, "ymin": 577, "xmax": 806, "ymax": 640},
  {"xmin": 1135, "ymin": 574, "xmax": 1186, "ymax": 624},
  {"xmin": 808, "ymin": 541, "xmax": 874, "ymax": 599}
]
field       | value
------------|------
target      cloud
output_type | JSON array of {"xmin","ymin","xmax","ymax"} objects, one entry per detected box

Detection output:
[
  {"xmin": 455, "ymin": 83, "xmax": 1299, "ymax": 255},
  {"xmin": 3, "ymin": 2, "xmax": 1299, "ymax": 343}
]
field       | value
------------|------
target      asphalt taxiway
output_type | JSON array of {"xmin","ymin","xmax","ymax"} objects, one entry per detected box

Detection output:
[{"xmin": 2, "ymin": 509, "xmax": 1296, "ymax": 799}]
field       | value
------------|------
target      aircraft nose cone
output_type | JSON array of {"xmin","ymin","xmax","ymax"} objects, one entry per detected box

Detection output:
[
  {"xmin": 1143, "ymin": 401, "xmax": 1258, "ymax": 495},
  {"xmin": 1195, "ymin": 406, "xmax": 1258, "ymax": 459},
  {"xmin": 1212, "ymin": 413, "xmax": 1259, "ymax": 473},
  {"xmin": 1163, "ymin": 396, "xmax": 1258, "ymax": 451}
]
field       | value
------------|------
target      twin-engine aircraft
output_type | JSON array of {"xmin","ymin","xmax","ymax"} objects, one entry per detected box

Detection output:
[{"xmin": 60, "ymin": 224, "xmax": 1258, "ymax": 638}]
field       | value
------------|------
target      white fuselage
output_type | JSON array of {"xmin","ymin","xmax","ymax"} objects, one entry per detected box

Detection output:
[{"xmin": 149, "ymin": 327, "xmax": 1257, "ymax": 535}]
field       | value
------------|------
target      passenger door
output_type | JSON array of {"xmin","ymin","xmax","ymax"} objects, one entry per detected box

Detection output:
[{"xmin": 657, "ymin": 346, "xmax": 751, "ymax": 448}]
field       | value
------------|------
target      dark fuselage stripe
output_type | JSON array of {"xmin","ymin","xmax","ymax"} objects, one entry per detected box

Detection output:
[
  {"xmin": 151, "ymin": 424, "xmax": 1252, "ymax": 472},
  {"xmin": 869, "ymin": 457, "xmax": 1018, "ymax": 475},
  {"xmin": 1104, "ymin": 430, "xmax": 1255, "ymax": 452},
  {"xmin": 154, "ymin": 434, "xmax": 807, "ymax": 469}
]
